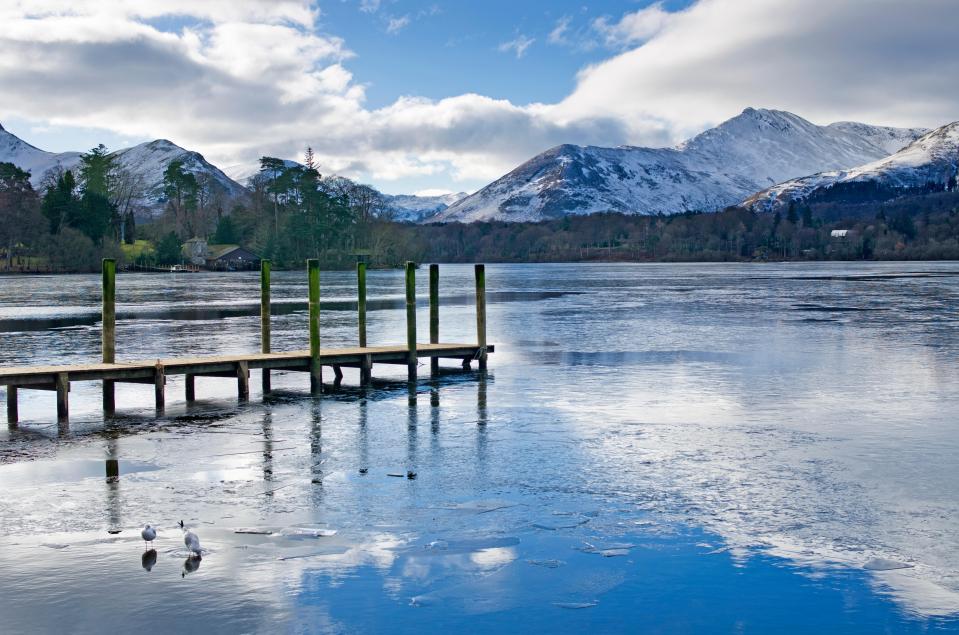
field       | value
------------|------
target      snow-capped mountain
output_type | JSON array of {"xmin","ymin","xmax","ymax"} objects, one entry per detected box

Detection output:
[
  {"xmin": 0, "ymin": 122, "xmax": 82, "ymax": 185},
  {"xmin": 111, "ymin": 139, "xmax": 248, "ymax": 211},
  {"xmin": 433, "ymin": 108, "xmax": 927, "ymax": 223},
  {"xmin": 743, "ymin": 122, "xmax": 959, "ymax": 210},
  {"xmin": 0, "ymin": 124, "xmax": 247, "ymax": 215},
  {"xmin": 384, "ymin": 192, "xmax": 468, "ymax": 222}
]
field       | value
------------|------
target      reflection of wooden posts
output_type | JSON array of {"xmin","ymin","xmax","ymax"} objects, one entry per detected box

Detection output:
[
  {"xmin": 185, "ymin": 374, "xmax": 195, "ymax": 402},
  {"xmin": 429, "ymin": 264, "xmax": 439, "ymax": 376},
  {"xmin": 405, "ymin": 262, "xmax": 417, "ymax": 381},
  {"xmin": 357, "ymin": 261, "xmax": 372, "ymax": 385},
  {"xmin": 237, "ymin": 361, "xmax": 250, "ymax": 400},
  {"xmin": 154, "ymin": 362, "xmax": 165, "ymax": 412},
  {"xmin": 260, "ymin": 260, "xmax": 271, "ymax": 393},
  {"xmin": 6, "ymin": 386, "xmax": 17, "ymax": 425},
  {"xmin": 308, "ymin": 259, "xmax": 322, "ymax": 395},
  {"xmin": 105, "ymin": 458, "xmax": 119, "ymax": 481},
  {"xmin": 56, "ymin": 372, "xmax": 69, "ymax": 422},
  {"xmin": 102, "ymin": 258, "xmax": 116, "ymax": 415},
  {"xmin": 475, "ymin": 264, "xmax": 487, "ymax": 370}
]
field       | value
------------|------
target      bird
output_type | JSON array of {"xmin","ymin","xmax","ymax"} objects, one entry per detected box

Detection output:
[
  {"xmin": 141, "ymin": 524, "xmax": 156, "ymax": 549},
  {"xmin": 181, "ymin": 521, "xmax": 202, "ymax": 556}
]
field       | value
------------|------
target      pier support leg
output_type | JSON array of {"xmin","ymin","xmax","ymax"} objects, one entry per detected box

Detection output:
[
  {"xmin": 360, "ymin": 354, "xmax": 372, "ymax": 386},
  {"xmin": 102, "ymin": 258, "xmax": 116, "ymax": 416},
  {"xmin": 237, "ymin": 361, "xmax": 250, "ymax": 401},
  {"xmin": 405, "ymin": 261, "xmax": 417, "ymax": 382},
  {"xmin": 308, "ymin": 259, "xmax": 322, "ymax": 395},
  {"xmin": 332, "ymin": 365, "xmax": 343, "ymax": 386},
  {"xmin": 55, "ymin": 373, "xmax": 69, "ymax": 423},
  {"xmin": 261, "ymin": 260, "xmax": 271, "ymax": 395},
  {"xmin": 185, "ymin": 374, "xmax": 195, "ymax": 402},
  {"xmin": 475, "ymin": 264, "xmax": 487, "ymax": 371},
  {"xmin": 429, "ymin": 264, "xmax": 439, "ymax": 376},
  {"xmin": 154, "ymin": 364, "xmax": 165, "ymax": 413},
  {"xmin": 6, "ymin": 386, "xmax": 18, "ymax": 426},
  {"xmin": 357, "ymin": 261, "xmax": 367, "ymax": 348}
]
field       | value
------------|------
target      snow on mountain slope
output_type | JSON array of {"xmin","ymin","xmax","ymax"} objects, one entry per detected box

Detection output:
[
  {"xmin": 385, "ymin": 191, "xmax": 468, "ymax": 222},
  {"xmin": 433, "ymin": 108, "xmax": 927, "ymax": 223},
  {"xmin": 0, "ymin": 122, "xmax": 81, "ymax": 185},
  {"xmin": 744, "ymin": 122, "xmax": 959, "ymax": 210},
  {"xmin": 111, "ymin": 139, "xmax": 247, "ymax": 210}
]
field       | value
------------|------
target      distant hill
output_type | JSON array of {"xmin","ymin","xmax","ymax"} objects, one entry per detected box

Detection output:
[
  {"xmin": 432, "ymin": 108, "xmax": 926, "ymax": 223},
  {"xmin": 743, "ymin": 121, "xmax": 959, "ymax": 210}
]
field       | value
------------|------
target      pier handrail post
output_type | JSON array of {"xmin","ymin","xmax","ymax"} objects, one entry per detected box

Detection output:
[
  {"xmin": 357, "ymin": 259, "xmax": 372, "ymax": 385},
  {"xmin": 429, "ymin": 264, "xmax": 439, "ymax": 376},
  {"xmin": 261, "ymin": 259, "xmax": 271, "ymax": 393},
  {"xmin": 406, "ymin": 261, "xmax": 417, "ymax": 382},
  {"xmin": 475, "ymin": 264, "xmax": 487, "ymax": 371},
  {"xmin": 308, "ymin": 258, "xmax": 322, "ymax": 394},
  {"xmin": 102, "ymin": 258, "xmax": 116, "ymax": 415}
]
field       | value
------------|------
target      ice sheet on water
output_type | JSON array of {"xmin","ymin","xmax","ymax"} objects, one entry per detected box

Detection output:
[{"xmin": 864, "ymin": 558, "xmax": 915, "ymax": 571}]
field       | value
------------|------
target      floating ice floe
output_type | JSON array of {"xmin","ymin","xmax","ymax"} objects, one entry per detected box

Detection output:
[
  {"xmin": 527, "ymin": 559, "xmax": 565, "ymax": 568},
  {"xmin": 553, "ymin": 601, "xmax": 598, "ymax": 609}
]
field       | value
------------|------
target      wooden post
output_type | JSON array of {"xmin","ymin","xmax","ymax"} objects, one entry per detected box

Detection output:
[
  {"xmin": 102, "ymin": 258, "xmax": 116, "ymax": 415},
  {"xmin": 56, "ymin": 372, "xmax": 69, "ymax": 423},
  {"xmin": 261, "ymin": 260, "xmax": 271, "ymax": 394},
  {"xmin": 405, "ymin": 261, "xmax": 417, "ymax": 381},
  {"xmin": 6, "ymin": 386, "xmax": 18, "ymax": 425},
  {"xmin": 429, "ymin": 263, "xmax": 439, "ymax": 376},
  {"xmin": 308, "ymin": 259, "xmax": 322, "ymax": 395},
  {"xmin": 475, "ymin": 264, "xmax": 487, "ymax": 370},
  {"xmin": 185, "ymin": 374, "xmax": 195, "ymax": 402},
  {"xmin": 154, "ymin": 363, "xmax": 165, "ymax": 412},
  {"xmin": 357, "ymin": 261, "xmax": 371, "ymax": 385},
  {"xmin": 237, "ymin": 361, "xmax": 250, "ymax": 401}
]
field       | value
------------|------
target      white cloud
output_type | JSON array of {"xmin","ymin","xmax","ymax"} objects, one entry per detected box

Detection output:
[
  {"xmin": 359, "ymin": 0, "xmax": 381, "ymax": 14},
  {"xmin": 548, "ymin": 16, "xmax": 571, "ymax": 45},
  {"xmin": 497, "ymin": 35, "xmax": 534, "ymax": 59},
  {"xmin": 386, "ymin": 15, "xmax": 410, "ymax": 35},
  {"xmin": 592, "ymin": 2, "xmax": 673, "ymax": 49},
  {"xmin": 1, "ymin": 0, "xmax": 957, "ymax": 192}
]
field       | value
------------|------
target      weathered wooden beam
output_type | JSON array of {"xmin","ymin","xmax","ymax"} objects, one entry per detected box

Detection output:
[
  {"xmin": 406, "ymin": 261, "xmax": 417, "ymax": 382},
  {"xmin": 475, "ymin": 264, "xmax": 487, "ymax": 371},
  {"xmin": 308, "ymin": 259, "xmax": 322, "ymax": 395},
  {"xmin": 185, "ymin": 373, "xmax": 195, "ymax": 402},
  {"xmin": 154, "ymin": 363, "xmax": 165, "ymax": 412},
  {"xmin": 6, "ymin": 386, "xmax": 17, "ymax": 425},
  {"xmin": 55, "ymin": 372, "xmax": 69, "ymax": 423},
  {"xmin": 102, "ymin": 258, "xmax": 116, "ymax": 415},
  {"xmin": 429, "ymin": 263, "xmax": 439, "ymax": 376},
  {"xmin": 237, "ymin": 360, "xmax": 250, "ymax": 400},
  {"xmin": 261, "ymin": 259, "xmax": 271, "ymax": 394},
  {"xmin": 357, "ymin": 261, "xmax": 370, "ymax": 384},
  {"xmin": 361, "ymin": 353, "xmax": 372, "ymax": 383}
]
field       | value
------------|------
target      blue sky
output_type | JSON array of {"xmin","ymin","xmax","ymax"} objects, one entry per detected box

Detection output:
[{"xmin": 0, "ymin": 1, "xmax": 954, "ymax": 195}]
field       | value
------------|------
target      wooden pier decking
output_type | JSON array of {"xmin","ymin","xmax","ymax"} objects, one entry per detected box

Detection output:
[{"xmin": 2, "ymin": 260, "xmax": 493, "ymax": 424}]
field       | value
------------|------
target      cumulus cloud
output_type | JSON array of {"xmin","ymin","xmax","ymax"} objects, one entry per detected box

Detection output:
[
  {"xmin": 497, "ymin": 35, "xmax": 534, "ymax": 59},
  {"xmin": 592, "ymin": 2, "xmax": 673, "ymax": 49},
  {"xmin": 0, "ymin": 0, "xmax": 956, "ymax": 192}
]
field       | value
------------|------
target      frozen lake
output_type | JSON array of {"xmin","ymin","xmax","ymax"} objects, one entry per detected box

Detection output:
[{"xmin": 1, "ymin": 262, "xmax": 958, "ymax": 633}]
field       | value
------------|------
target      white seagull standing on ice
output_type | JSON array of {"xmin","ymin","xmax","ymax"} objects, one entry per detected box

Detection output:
[
  {"xmin": 141, "ymin": 524, "xmax": 156, "ymax": 549},
  {"xmin": 180, "ymin": 520, "xmax": 202, "ymax": 556}
]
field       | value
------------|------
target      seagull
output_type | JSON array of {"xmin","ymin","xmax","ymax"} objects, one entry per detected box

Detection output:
[
  {"xmin": 141, "ymin": 525, "xmax": 156, "ymax": 549},
  {"xmin": 181, "ymin": 521, "xmax": 202, "ymax": 556}
]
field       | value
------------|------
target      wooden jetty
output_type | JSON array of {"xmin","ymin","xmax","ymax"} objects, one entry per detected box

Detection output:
[{"xmin": 2, "ymin": 260, "xmax": 493, "ymax": 424}]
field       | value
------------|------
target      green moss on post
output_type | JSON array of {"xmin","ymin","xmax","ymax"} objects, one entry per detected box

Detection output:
[
  {"xmin": 429, "ymin": 264, "xmax": 439, "ymax": 375},
  {"xmin": 358, "ymin": 260, "xmax": 371, "ymax": 384},
  {"xmin": 308, "ymin": 259, "xmax": 322, "ymax": 394},
  {"xmin": 475, "ymin": 264, "xmax": 487, "ymax": 371},
  {"xmin": 102, "ymin": 258, "xmax": 116, "ymax": 415},
  {"xmin": 405, "ymin": 261, "xmax": 417, "ymax": 382},
  {"xmin": 261, "ymin": 260, "xmax": 271, "ymax": 393}
]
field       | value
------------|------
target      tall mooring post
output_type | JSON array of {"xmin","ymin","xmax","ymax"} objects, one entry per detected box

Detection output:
[
  {"xmin": 429, "ymin": 264, "xmax": 439, "ymax": 376},
  {"xmin": 308, "ymin": 259, "xmax": 322, "ymax": 395},
  {"xmin": 102, "ymin": 258, "xmax": 116, "ymax": 415},
  {"xmin": 475, "ymin": 264, "xmax": 487, "ymax": 371},
  {"xmin": 260, "ymin": 260, "xmax": 271, "ymax": 393},
  {"xmin": 357, "ymin": 260, "xmax": 372, "ymax": 385},
  {"xmin": 405, "ymin": 261, "xmax": 417, "ymax": 382}
]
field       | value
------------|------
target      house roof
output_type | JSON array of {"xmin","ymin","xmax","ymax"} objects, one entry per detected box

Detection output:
[{"xmin": 207, "ymin": 244, "xmax": 259, "ymax": 260}]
